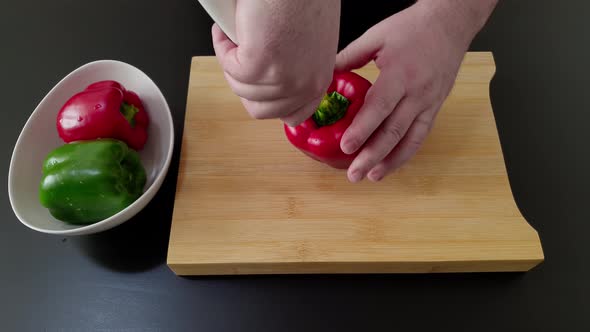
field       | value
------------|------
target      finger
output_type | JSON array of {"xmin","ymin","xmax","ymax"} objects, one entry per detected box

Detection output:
[
  {"xmin": 367, "ymin": 110, "xmax": 435, "ymax": 182},
  {"xmin": 211, "ymin": 23, "xmax": 241, "ymax": 75},
  {"xmin": 241, "ymin": 89, "xmax": 322, "ymax": 123},
  {"xmin": 280, "ymin": 94, "xmax": 324, "ymax": 127},
  {"xmin": 340, "ymin": 71, "xmax": 405, "ymax": 155},
  {"xmin": 240, "ymin": 93, "xmax": 315, "ymax": 121},
  {"xmin": 335, "ymin": 27, "xmax": 382, "ymax": 72},
  {"xmin": 223, "ymin": 71, "xmax": 290, "ymax": 102},
  {"xmin": 241, "ymin": 98, "xmax": 294, "ymax": 120},
  {"xmin": 346, "ymin": 97, "xmax": 423, "ymax": 183}
]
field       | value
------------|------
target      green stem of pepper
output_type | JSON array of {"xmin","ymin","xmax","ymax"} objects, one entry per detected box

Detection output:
[
  {"xmin": 312, "ymin": 92, "xmax": 350, "ymax": 127},
  {"xmin": 120, "ymin": 103, "xmax": 138, "ymax": 127}
]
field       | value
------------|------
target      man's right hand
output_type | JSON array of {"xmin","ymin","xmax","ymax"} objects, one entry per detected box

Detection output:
[{"xmin": 212, "ymin": 0, "xmax": 341, "ymax": 126}]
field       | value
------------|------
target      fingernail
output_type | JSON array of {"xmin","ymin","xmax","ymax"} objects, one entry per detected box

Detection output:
[
  {"xmin": 341, "ymin": 141, "xmax": 357, "ymax": 155},
  {"xmin": 349, "ymin": 169, "xmax": 363, "ymax": 183},
  {"xmin": 368, "ymin": 171, "xmax": 384, "ymax": 182}
]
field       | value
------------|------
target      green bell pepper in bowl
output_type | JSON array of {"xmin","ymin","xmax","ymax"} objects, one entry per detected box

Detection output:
[{"xmin": 39, "ymin": 139, "xmax": 147, "ymax": 225}]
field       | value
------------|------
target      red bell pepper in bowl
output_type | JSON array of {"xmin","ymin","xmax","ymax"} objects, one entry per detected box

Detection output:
[
  {"xmin": 284, "ymin": 71, "xmax": 372, "ymax": 169},
  {"xmin": 56, "ymin": 80, "xmax": 149, "ymax": 150}
]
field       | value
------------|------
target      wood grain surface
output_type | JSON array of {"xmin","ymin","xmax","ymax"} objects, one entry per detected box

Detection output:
[{"xmin": 167, "ymin": 52, "xmax": 544, "ymax": 275}]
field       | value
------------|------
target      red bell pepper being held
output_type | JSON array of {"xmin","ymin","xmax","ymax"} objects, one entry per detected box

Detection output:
[
  {"xmin": 284, "ymin": 71, "xmax": 372, "ymax": 169},
  {"xmin": 57, "ymin": 80, "xmax": 149, "ymax": 150}
]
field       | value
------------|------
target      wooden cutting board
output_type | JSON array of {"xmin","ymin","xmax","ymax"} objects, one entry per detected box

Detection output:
[{"xmin": 167, "ymin": 52, "xmax": 544, "ymax": 275}]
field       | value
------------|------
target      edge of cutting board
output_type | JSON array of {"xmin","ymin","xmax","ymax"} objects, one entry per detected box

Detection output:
[
  {"xmin": 168, "ymin": 259, "xmax": 543, "ymax": 276},
  {"xmin": 167, "ymin": 52, "xmax": 545, "ymax": 276}
]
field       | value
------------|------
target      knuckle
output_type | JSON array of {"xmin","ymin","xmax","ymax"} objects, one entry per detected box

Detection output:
[
  {"xmin": 357, "ymin": 150, "xmax": 384, "ymax": 172},
  {"xmin": 403, "ymin": 63, "xmax": 420, "ymax": 85},
  {"xmin": 368, "ymin": 93, "xmax": 394, "ymax": 118},
  {"xmin": 234, "ymin": 53, "xmax": 271, "ymax": 83},
  {"xmin": 383, "ymin": 122, "xmax": 405, "ymax": 143},
  {"xmin": 405, "ymin": 119, "xmax": 431, "ymax": 150},
  {"xmin": 408, "ymin": 138, "xmax": 423, "ymax": 150},
  {"xmin": 415, "ymin": 115, "xmax": 434, "ymax": 136},
  {"xmin": 403, "ymin": 67, "xmax": 434, "ymax": 100},
  {"xmin": 420, "ymin": 80, "xmax": 437, "ymax": 99},
  {"xmin": 240, "ymin": 45, "xmax": 265, "ymax": 64},
  {"xmin": 404, "ymin": 137, "xmax": 424, "ymax": 155},
  {"xmin": 415, "ymin": 115, "xmax": 432, "ymax": 128},
  {"xmin": 363, "ymin": 156, "xmax": 380, "ymax": 170}
]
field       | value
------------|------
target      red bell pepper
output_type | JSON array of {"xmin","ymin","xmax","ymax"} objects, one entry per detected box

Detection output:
[
  {"xmin": 56, "ymin": 80, "xmax": 149, "ymax": 150},
  {"xmin": 284, "ymin": 71, "xmax": 372, "ymax": 169}
]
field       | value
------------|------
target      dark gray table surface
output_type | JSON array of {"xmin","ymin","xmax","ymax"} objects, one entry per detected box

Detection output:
[{"xmin": 1, "ymin": 1, "xmax": 589, "ymax": 330}]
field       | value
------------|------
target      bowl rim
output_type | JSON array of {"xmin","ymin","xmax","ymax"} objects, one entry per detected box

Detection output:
[{"xmin": 8, "ymin": 59, "xmax": 175, "ymax": 235}]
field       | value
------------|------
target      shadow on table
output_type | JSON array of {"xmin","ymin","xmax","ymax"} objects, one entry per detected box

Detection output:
[{"xmin": 72, "ymin": 181, "xmax": 176, "ymax": 273}]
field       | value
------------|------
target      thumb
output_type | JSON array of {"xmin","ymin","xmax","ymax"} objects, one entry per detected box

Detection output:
[{"xmin": 335, "ymin": 28, "xmax": 382, "ymax": 71}]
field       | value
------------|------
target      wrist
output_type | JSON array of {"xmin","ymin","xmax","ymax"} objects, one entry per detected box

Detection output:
[{"xmin": 415, "ymin": 0, "xmax": 499, "ymax": 49}]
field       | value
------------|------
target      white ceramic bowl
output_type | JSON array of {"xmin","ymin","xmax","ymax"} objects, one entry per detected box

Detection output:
[{"xmin": 8, "ymin": 60, "xmax": 174, "ymax": 236}]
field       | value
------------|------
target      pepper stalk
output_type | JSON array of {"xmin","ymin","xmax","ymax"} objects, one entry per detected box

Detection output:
[
  {"xmin": 120, "ymin": 103, "xmax": 139, "ymax": 127},
  {"xmin": 312, "ymin": 91, "xmax": 350, "ymax": 127}
]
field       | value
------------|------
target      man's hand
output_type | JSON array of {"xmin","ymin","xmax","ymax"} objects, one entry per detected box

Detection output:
[
  {"xmin": 212, "ymin": 0, "xmax": 340, "ymax": 126},
  {"xmin": 336, "ymin": 0, "xmax": 498, "ymax": 182}
]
